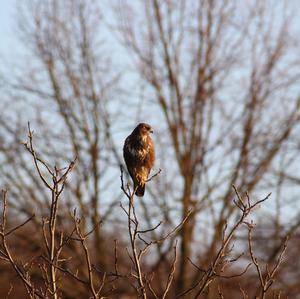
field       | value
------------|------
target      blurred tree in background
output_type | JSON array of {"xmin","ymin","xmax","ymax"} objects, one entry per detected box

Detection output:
[{"xmin": 1, "ymin": 0, "xmax": 300, "ymax": 298}]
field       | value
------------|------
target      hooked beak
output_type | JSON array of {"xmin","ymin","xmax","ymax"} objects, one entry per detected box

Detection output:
[{"xmin": 150, "ymin": 128, "xmax": 154, "ymax": 134}]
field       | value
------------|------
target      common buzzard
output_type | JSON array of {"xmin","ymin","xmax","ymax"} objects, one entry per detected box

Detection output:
[{"xmin": 123, "ymin": 123, "xmax": 155, "ymax": 197}]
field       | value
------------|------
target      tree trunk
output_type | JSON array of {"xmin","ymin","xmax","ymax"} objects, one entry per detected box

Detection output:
[{"xmin": 176, "ymin": 177, "xmax": 194, "ymax": 296}]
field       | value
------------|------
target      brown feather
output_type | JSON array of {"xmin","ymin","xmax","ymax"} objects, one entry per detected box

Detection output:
[{"xmin": 123, "ymin": 123, "xmax": 155, "ymax": 197}]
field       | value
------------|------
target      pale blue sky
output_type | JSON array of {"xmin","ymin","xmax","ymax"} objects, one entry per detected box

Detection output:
[
  {"xmin": 0, "ymin": 1, "xmax": 15, "ymax": 58},
  {"xmin": 0, "ymin": 0, "xmax": 300, "ymax": 225}
]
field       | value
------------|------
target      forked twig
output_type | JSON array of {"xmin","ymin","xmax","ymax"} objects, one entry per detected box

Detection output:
[
  {"xmin": 177, "ymin": 186, "xmax": 270, "ymax": 298},
  {"xmin": 120, "ymin": 165, "xmax": 184, "ymax": 299}
]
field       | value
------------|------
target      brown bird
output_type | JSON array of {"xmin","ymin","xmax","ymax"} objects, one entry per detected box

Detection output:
[{"xmin": 123, "ymin": 123, "xmax": 155, "ymax": 197}]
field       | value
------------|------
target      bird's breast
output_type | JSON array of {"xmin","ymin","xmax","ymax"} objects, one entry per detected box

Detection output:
[{"xmin": 126, "ymin": 144, "xmax": 150, "ymax": 160}]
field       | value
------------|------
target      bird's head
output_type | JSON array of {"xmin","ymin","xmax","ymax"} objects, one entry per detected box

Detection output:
[{"xmin": 134, "ymin": 123, "xmax": 154, "ymax": 137}]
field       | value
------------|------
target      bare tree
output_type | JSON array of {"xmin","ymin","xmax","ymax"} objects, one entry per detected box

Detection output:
[
  {"xmin": 116, "ymin": 0, "xmax": 300, "ymax": 295},
  {"xmin": 0, "ymin": 127, "xmax": 109, "ymax": 298},
  {"xmin": 0, "ymin": 0, "xmax": 300, "ymax": 297},
  {"xmin": 0, "ymin": 0, "xmax": 123, "ymax": 270}
]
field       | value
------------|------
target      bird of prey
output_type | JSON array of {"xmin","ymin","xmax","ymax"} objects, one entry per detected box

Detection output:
[{"xmin": 123, "ymin": 123, "xmax": 155, "ymax": 197}]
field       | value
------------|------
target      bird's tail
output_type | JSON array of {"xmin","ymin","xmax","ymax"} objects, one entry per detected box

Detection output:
[{"xmin": 134, "ymin": 182, "xmax": 145, "ymax": 197}]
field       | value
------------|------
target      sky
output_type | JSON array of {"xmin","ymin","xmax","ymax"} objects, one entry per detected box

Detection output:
[
  {"xmin": 1, "ymin": 0, "xmax": 300, "ymax": 221},
  {"xmin": 0, "ymin": 1, "xmax": 15, "ymax": 59}
]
